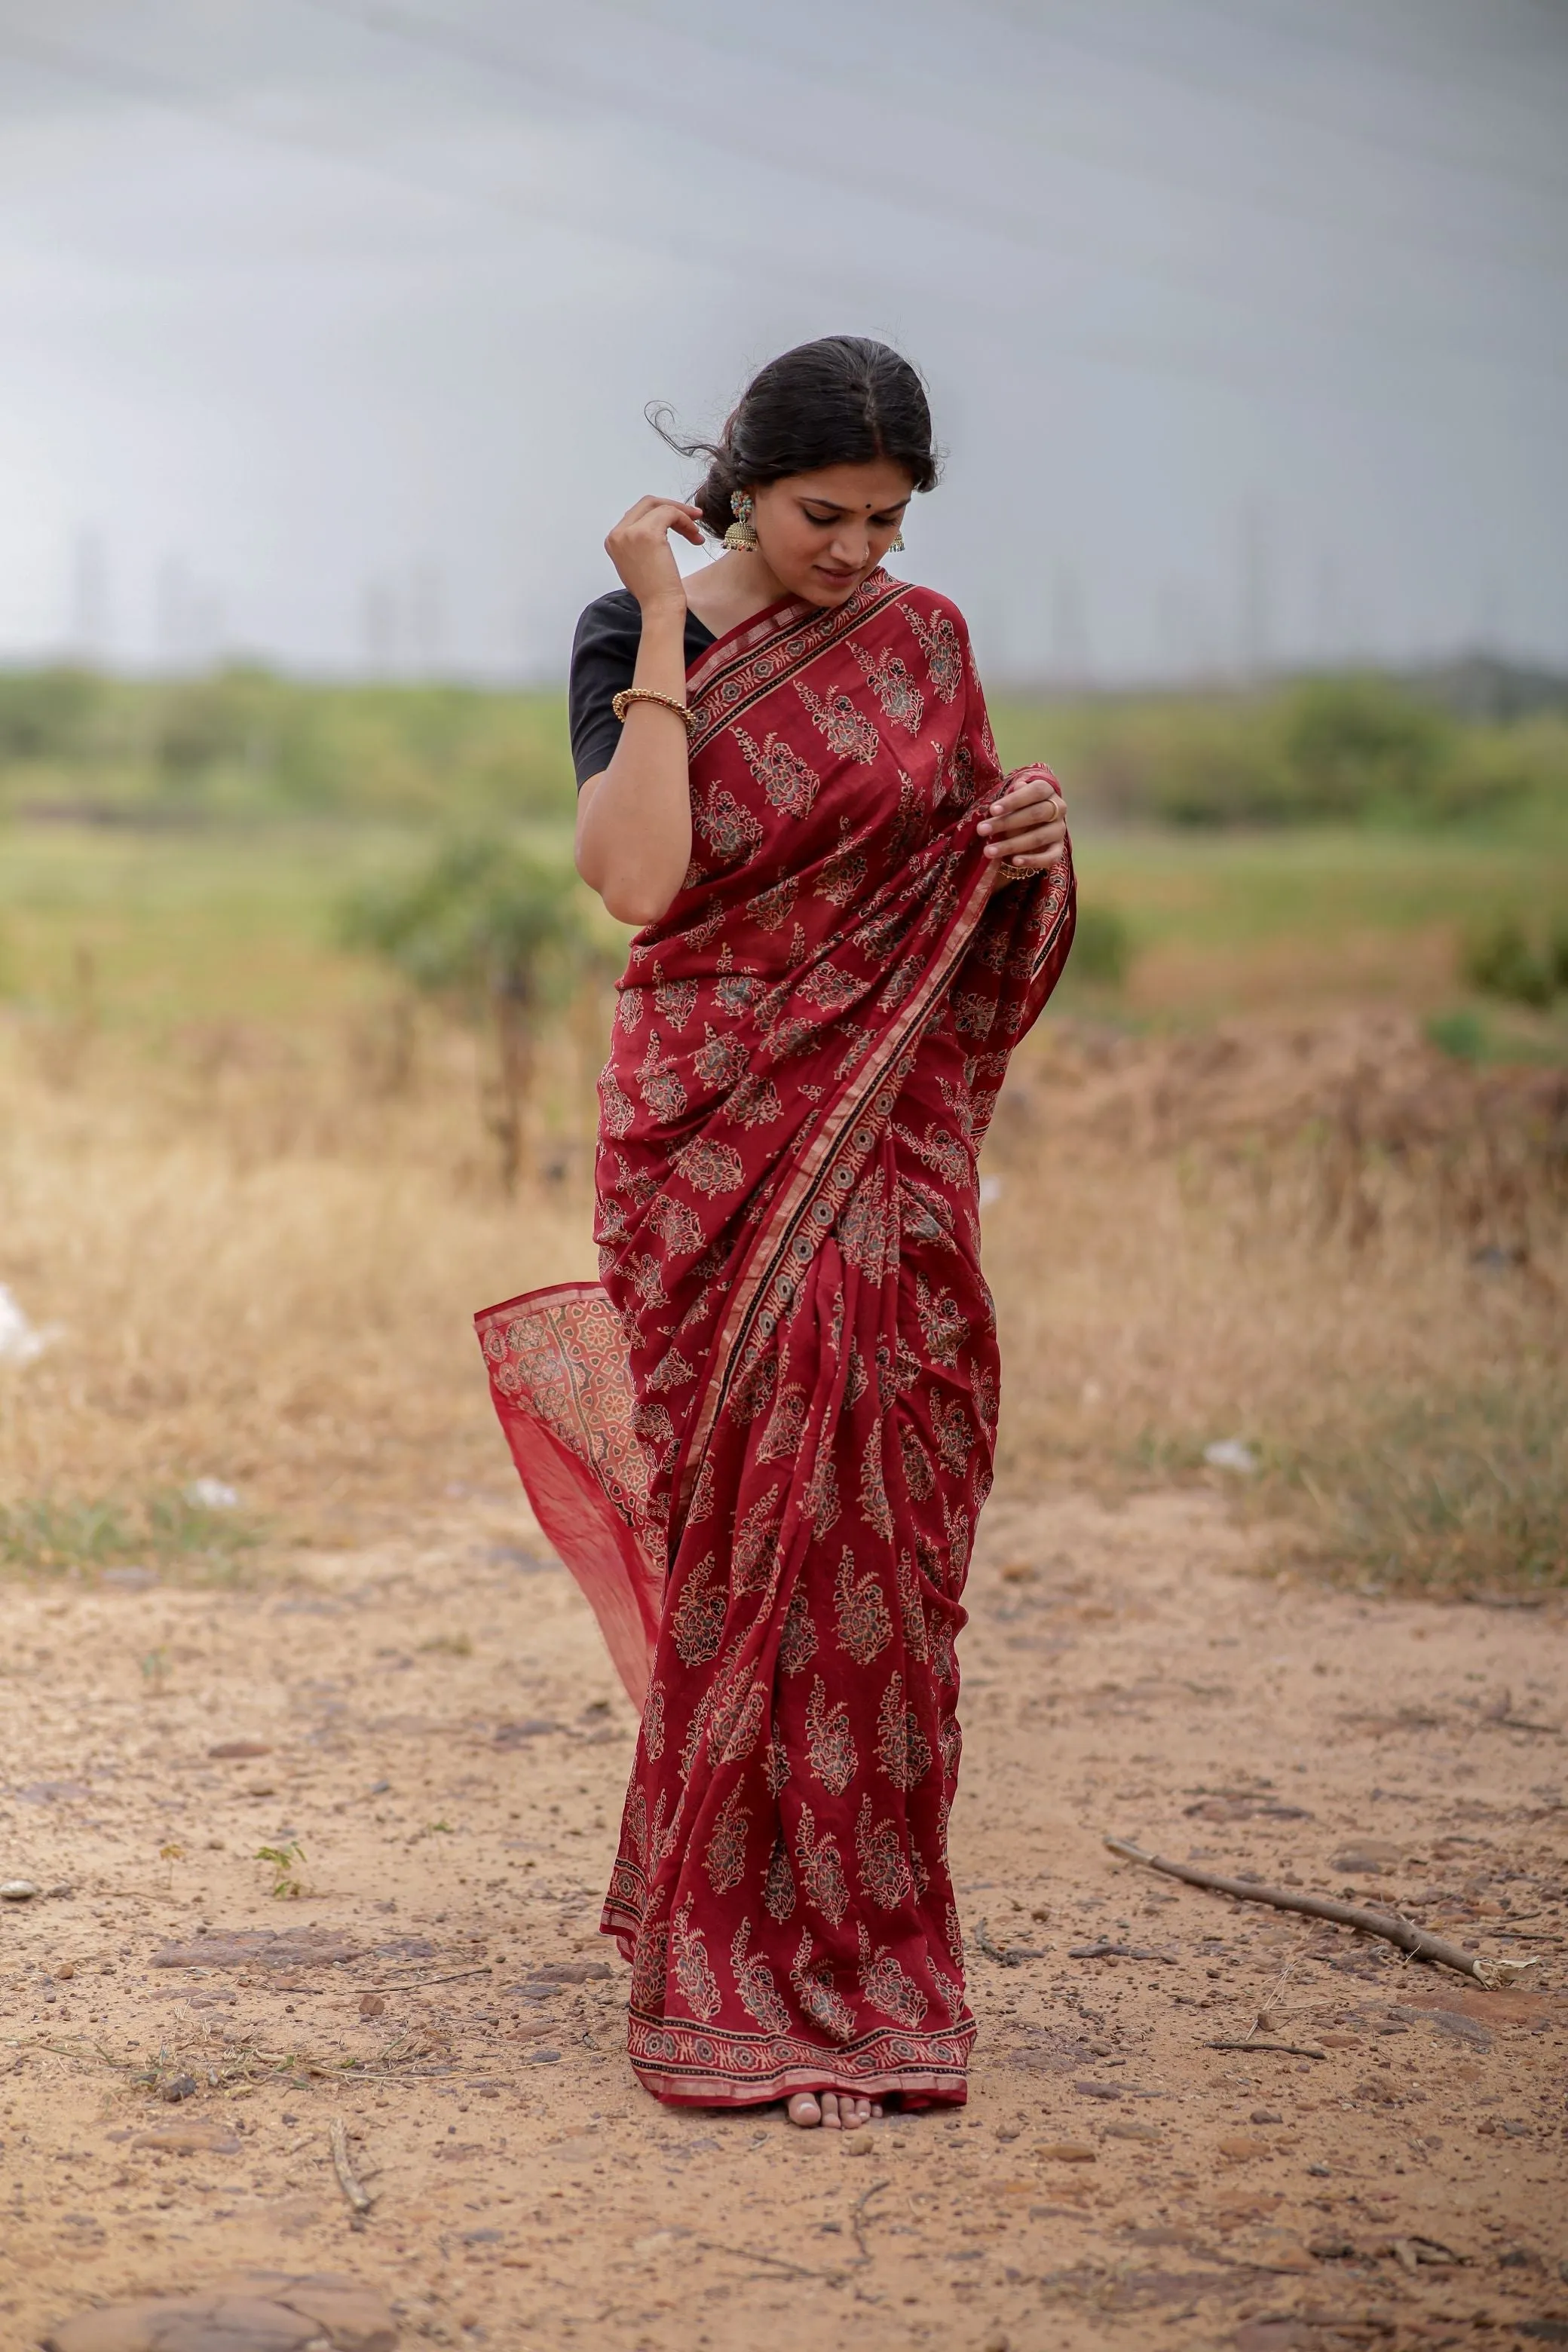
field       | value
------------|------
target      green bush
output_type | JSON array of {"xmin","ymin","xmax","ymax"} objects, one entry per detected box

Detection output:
[
  {"xmin": 1279, "ymin": 675, "xmax": 1451, "ymax": 819},
  {"xmin": 342, "ymin": 837, "xmax": 586, "ymax": 1187},
  {"xmin": 0, "ymin": 666, "xmax": 105, "ymax": 762},
  {"xmin": 1068, "ymin": 903, "xmax": 1133, "ymax": 987},
  {"xmin": 1425, "ymin": 1008, "xmax": 1488, "ymax": 1062},
  {"xmin": 1550, "ymin": 917, "xmax": 1568, "ymax": 994},
  {"xmin": 1463, "ymin": 917, "xmax": 1555, "ymax": 1007}
]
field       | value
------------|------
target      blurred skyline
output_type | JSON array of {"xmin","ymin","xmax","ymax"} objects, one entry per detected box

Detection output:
[{"xmin": 1, "ymin": 0, "xmax": 1565, "ymax": 687}]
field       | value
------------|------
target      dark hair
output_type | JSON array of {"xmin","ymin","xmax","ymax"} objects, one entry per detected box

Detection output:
[{"xmin": 652, "ymin": 336, "xmax": 940, "ymax": 540}]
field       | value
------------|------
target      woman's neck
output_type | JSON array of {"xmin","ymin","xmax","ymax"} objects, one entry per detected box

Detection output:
[{"xmin": 681, "ymin": 550, "xmax": 792, "ymax": 637}]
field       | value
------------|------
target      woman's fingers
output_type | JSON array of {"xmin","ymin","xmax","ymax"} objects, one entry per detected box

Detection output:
[
  {"xmin": 977, "ymin": 773, "xmax": 1064, "ymax": 828},
  {"xmin": 978, "ymin": 795, "xmax": 1066, "ymax": 841},
  {"xmin": 614, "ymin": 495, "xmax": 703, "ymax": 529},
  {"xmin": 990, "ymin": 842, "xmax": 1067, "ymax": 868},
  {"xmin": 604, "ymin": 498, "xmax": 708, "ymax": 603},
  {"xmin": 605, "ymin": 498, "xmax": 706, "ymax": 556}
]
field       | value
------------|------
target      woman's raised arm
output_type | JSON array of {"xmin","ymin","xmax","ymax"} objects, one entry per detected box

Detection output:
[{"xmin": 574, "ymin": 497, "xmax": 704, "ymax": 929}]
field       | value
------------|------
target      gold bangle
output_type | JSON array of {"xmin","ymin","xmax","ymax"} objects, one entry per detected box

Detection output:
[
  {"xmin": 998, "ymin": 858, "xmax": 1033, "ymax": 881},
  {"xmin": 612, "ymin": 687, "xmax": 697, "ymax": 735}
]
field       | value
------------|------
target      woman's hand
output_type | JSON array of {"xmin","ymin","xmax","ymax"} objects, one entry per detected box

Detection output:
[
  {"xmin": 605, "ymin": 495, "xmax": 705, "ymax": 613},
  {"xmin": 977, "ymin": 764, "xmax": 1067, "ymax": 881}
]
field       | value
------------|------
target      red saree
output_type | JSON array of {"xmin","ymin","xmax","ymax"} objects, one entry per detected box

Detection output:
[{"xmin": 477, "ymin": 570, "xmax": 1073, "ymax": 2108}]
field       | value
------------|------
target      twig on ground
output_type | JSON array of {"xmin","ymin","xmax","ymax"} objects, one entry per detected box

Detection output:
[
  {"xmin": 1249, "ymin": 1958, "xmax": 1300, "ymax": 2039},
  {"xmin": 1206, "ymin": 2039, "xmax": 1328, "ymax": 2060},
  {"xmin": 975, "ymin": 1918, "xmax": 1044, "ymax": 1967},
  {"xmin": 1104, "ymin": 1835, "xmax": 1542, "ymax": 1989},
  {"xmin": 692, "ymin": 2239, "xmax": 841, "ymax": 2284},
  {"xmin": 848, "ymin": 2176, "xmax": 891, "ymax": 2265},
  {"xmin": 329, "ymin": 2115, "xmax": 374, "ymax": 2217},
  {"xmin": 352, "ymin": 1965, "xmax": 493, "ymax": 1992},
  {"xmin": 1067, "ymin": 1940, "xmax": 1177, "ymax": 1962}
]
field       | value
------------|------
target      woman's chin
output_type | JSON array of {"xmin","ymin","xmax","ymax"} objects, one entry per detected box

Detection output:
[{"xmin": 797, "ymin": 572, "xmax": 870, "ymax": 609}]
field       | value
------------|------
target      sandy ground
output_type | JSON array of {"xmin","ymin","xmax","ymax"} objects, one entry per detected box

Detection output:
[{"xmin": 2, "ymin": 1484, "xmax": 1564, "ymax": 2352}]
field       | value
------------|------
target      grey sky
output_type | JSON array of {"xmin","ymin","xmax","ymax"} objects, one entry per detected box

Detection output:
[{"xmin": 1, "ymin": 0, "xmax": 1564, "ymax": 684}]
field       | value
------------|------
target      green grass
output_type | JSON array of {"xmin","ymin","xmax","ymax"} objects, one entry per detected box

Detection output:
[
  {"xmin": 0, "ymin": 1490, "xmax": 262, "ymax": 1584},
  {"xmin": 3, "ymin": 805, "xmax": 1566, "ymax": 1052},
  {"xmin": 1067, "ymin": 822, "xmax": 1568, "ymax": 953}
]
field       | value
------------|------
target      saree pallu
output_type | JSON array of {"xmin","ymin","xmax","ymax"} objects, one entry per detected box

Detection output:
[{"xmin": 478, "ymin": 568, "xmax": 1073, "ymax": 2107}]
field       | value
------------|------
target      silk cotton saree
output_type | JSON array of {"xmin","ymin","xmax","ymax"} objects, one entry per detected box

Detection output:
[{"xmin": 477, "ymin": 568, "xmax": 1074, "ymax": 2109}]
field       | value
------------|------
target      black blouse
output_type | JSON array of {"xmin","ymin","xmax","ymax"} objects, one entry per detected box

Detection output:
[{"xmin": 568, "ymin": 590, "xmax": 716, "ymax": 789}]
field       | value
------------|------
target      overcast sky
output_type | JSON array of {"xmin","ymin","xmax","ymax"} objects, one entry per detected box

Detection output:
[{"xmin": 1, "ymin": 0, "xmax": 1564, "ymax": 684}]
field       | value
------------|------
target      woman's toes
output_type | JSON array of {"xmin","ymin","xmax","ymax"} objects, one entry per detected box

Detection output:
[
  {"xmin": 819, "ymin": 2092, "xmax": 843, "ymax": 2130},
  {"xmin": 841, "ymin": 2097, "xmax": 871, "ymax": 2131},
  {"xmin": 787, "ymin": 2093, "xmax": 822, "ymax": 2129}
]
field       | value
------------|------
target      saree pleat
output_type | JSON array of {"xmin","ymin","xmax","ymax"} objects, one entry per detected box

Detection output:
[{"xmin": 478, "ymin": 569, "xmax": 1073, "ymax": 2107}]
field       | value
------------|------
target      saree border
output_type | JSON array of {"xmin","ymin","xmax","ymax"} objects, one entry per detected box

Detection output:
[
  {"xmin": 672, "ymin": 854, "xmax": 998, "ymax": 1526},
  {"xmin": 684, "ymin": 568, "xmax": 911, "ymax": 758},
  {"xmin": 626, "ymin": 2014, "xmax": 975, "ymax": 2108},
  {"xmin": 1029, "ymin": 871, "xmax": 1075, "ymax": 980}
]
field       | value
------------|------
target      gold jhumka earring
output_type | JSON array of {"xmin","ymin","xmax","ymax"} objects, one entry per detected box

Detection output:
[
  {"xmin": 889, "ymin": 532, "xmax": 906, "ymax": 553},
  {"xmin": 724, "ymin": 492, "xmax": 759, "ymax": 551}
]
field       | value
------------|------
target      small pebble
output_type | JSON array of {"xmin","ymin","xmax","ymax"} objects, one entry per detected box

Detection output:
[
  {"xmin": 359, "ymin": 1992, "xmax": 387, "ymax": 2018},
  {"xmin": 844, "ymin": 2133, "xmax": 873, "ymax": 2156},
  {"xmin": 0, "ymin": 1881, "xmax": 40, "ymax": 1903},
  {"xmin": 159, "ymin": 2073, "xmax": 200, "ymax": 2103},
  {"xmin": 1251, "ymin": 2109, "xmax": 1283, "ymax": 2124},
  {"xmin": 1037, "ymin": 2142, "xmax": 1096, "ymax": 2163}
]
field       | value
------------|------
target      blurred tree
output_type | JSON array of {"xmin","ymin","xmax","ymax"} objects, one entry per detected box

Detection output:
[
  {"xmin": 1280, "ymin": 676, "xmax": 1450, "ymax": 818},
  {"xmin": 343, "ymin": 836, "xmax": 583, "ymax": 1189},
  {"xmin": 1067, "ymin": 903, "xmax": 1132, "ymax": 987},
  {"xmin": 151, "ymin": 669, "xmax": 274, "ymax": 786},
  {"xmin": 0, "ymin": 666, "xmax": 104, "ymax": 764},
  {"xmin": 1462, "ymin": 916, "xmax": 1554, "ymax": 1008}
]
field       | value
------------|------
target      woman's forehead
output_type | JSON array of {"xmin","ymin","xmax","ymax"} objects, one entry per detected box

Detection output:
[{"xmin": 772, "ymin": 460, "xmax": 914, "ymax": 509}]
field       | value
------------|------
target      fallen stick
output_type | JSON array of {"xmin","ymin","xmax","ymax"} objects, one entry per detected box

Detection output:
[
  {"xmin": 692, "ymin": 2238, "xmax": 841, "ymax": 2285},
  {"xmin": 1103, "ymin": 1836, "xmax": 1540, "ymax": 1989},
  {"xmin": 352, "ymin": 1965, "xmax": 493, "ymax": 1992},
  {"xmin": 1068, "ymin": 1940, "xmax": 1177, "ymax": 1963},
  {"xmin": 329, "ymin": 2115, "xmax": 374, "ymax": 2216},
  {"xmin": 974, "ymin": 1919, "xmax": 1044, "ymax": 1967},
  {"xmin": 1207, "ymin": 2038, "xmax": 1327, "ymax": 2060}
]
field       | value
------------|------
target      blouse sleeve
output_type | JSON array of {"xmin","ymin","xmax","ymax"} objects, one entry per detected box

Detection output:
[{"xmin": 568, "ymin": 593, "xmax": 644, "ymax": 789}]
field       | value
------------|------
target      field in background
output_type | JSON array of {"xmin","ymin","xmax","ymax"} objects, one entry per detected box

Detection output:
[{"xmin": 0, "ymin": 658, "xmax": 1565, "ymax": 1597}]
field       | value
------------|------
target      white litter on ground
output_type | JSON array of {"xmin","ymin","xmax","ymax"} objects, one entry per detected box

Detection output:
[
  {"xmin": 1203, "ymin": 1438, "xmax": 1260, "ymax": 1475},
  {"xmin": 185, "ymin": 1477, "xmax": 240, "ymax": 1511},
  {"xmin": 0, "ymin": 1285, "xmax": 59, "ymax": 1367}
]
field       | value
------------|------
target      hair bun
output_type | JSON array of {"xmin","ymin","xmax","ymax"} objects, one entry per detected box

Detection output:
[{"xmin": 648, "ymin": 337, "xmax": 939, "ymax": 541}]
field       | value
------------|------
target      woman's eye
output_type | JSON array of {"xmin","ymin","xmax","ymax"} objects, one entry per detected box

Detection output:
[{"xmin": 801, "ymin": 510, "xmax": 838, "ymax": 526}]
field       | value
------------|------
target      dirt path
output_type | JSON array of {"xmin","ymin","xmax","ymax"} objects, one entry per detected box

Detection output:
[{"xmin": 2, "ymin": 1486, "xmax": 1563, "ymax": 2351}]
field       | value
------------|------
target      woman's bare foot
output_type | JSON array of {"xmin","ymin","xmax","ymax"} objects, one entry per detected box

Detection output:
[{"xmin": 786, "ymin": 2091, "xmax": 883, "ymax": 2130}]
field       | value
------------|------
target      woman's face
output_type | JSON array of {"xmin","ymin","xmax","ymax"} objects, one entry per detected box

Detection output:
[{"xmin": 750, "ymin": 460, "xmax": 914, "ymax": 607}]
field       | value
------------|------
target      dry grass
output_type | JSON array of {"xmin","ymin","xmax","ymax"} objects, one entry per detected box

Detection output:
[
  {"xmin": 0, "ymin": 1009, "xmax": 596, "ymax": 1554},
  {"xmin": 986, "ymin": 1015, "xmax": 1567, "ymax": 1592},
  {"xmin": 2, "ymin": 980, "xmax": 1563, "ymax": 1597}
]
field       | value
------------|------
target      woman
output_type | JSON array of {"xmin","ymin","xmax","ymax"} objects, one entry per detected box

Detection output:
[{"xmin": 477, "ymin": 337, "xmax": 1073, "ymax": 2131}]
